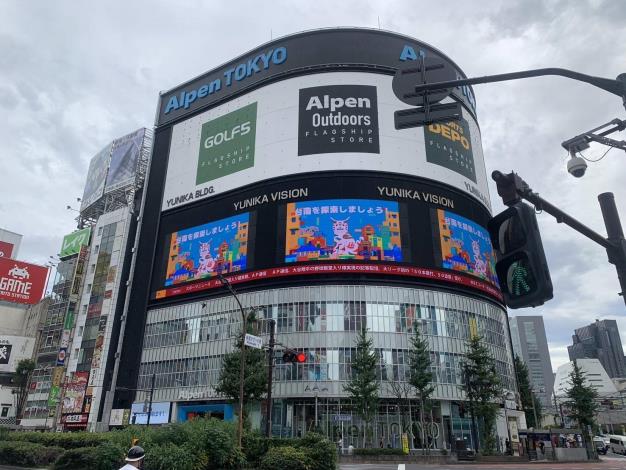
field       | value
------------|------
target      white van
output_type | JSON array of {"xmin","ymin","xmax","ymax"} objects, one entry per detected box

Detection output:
[{"xmin": 609, "ymin": 435, "xmax": 626, "ymax": 455}]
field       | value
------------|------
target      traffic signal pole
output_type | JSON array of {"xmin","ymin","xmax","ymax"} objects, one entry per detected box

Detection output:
[
  {"xmin": 265, "ymin": 319, "xmax": 276, "ymax": 438},
  {"xmin": 493, "ymin": 171, "xmax": 626, "ymax": 305}
]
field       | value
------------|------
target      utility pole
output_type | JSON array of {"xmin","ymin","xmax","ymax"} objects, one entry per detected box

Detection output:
[
  {"xmin": 217, "ymin": 272, "xmax": 247, "ymax": 449},
  {"xmin": 530, "ymin": 388, "xmax": 539, "ymax": 429},
  {"xmin": 265, "ymin": 318, "xmax": 276, "ymax": 438},
  {"xmin": 146, "ymin": 373, "xmax": 155, "ymax": 426}
]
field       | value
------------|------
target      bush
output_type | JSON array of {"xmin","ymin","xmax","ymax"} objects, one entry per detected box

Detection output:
[
  {"xmin": 352, "ymin": 447, "xmax": 405, "ymax": 456},
  {"xmin": 260, "ymin": 446, "xmax": 311, "ymax": 470},
  {"xmin": 53, "ymin": 447, "xmax": 97, "ymax": 470},
  {"xmin": 188, "ymin": 418, "xmax": 246, "ymax": 469},
  {"xmin": 243, "ymin": 430, "xmax": 269, "ymax": 467},
  {"xmin": 144, "ymin": 443, "xmax": 191, "ymax": 470},
  {"xmin": 52, "ymin": 443, "xmax": 124, "ymax": 470},
  {"xmin": 295, "ymin": 433, "xmax": 337, "ymax": 470},
  {"xmin": 0, "ymin": 441, "xmax": 64, "ymax": 467}
]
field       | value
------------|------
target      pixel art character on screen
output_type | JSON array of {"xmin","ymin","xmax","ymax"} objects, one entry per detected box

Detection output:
[
  {"xmin": 285, "ymin": 199, "xmax": 402, "ymax": 262},
  {"xmin": 437, "ymin": 209, "xmax": 499, "ymax": 286},
  {"xmin": 165, "ymin": 213, "xmax": 249, "ymax": 287}
]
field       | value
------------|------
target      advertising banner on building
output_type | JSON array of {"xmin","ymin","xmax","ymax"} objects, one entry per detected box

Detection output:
[
  {"xmin": 0, "ymin": 258, "xmax": 48, "ymax": 305},
  {"xmin": 105, "ymin": 128, "xmax": 145, "ymax": 193},
  {"xmin": 48, "ymin": 385, "xmax": 60, "ymax": 408},
  {"xmin": 162, "ymin": 72, "xmax": 490, "ymax": 213},
  {"xmin": 56, "ymin": 347, "xmax": 67, "ymax": 366},
  {"xmin": 285, "ymin": 199, "xmax": 402, "ymax": 262},
  {"xmin": 60, "ymin": 227, "xmax": 91, "ymax": 258},
  {"xmin": 0, "ymin": 228, "xmax": 22, "ymax": 259},
  {"xmin": 0, "ymin": 241, "xmax": 14, "ymax": 259},
  {"xmin": 130, "ymin": 402, "xmax": 171, "ymax": 425},
  {"xmin": 164, "ymin": 213, "xmax": 249, "ymax": 288},
  {"xmin": 81, "ymin": 143, "xmax": 112, "ymax": 210},
  {"xmin": 62, "ymin": 371, "xmax": 89, "ymax": 414},
  {"xmin": 0, "ymin": 343, "xmax": 11, "ymax": 365},
  {"xmin": 434, "ymin": 209, "xmax": 499, "ymax": 287}
]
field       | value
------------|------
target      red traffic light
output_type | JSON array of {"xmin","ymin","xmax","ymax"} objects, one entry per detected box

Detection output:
[{"xmin": 282, "ymin": 349, "xmax": 307, "ymax": 364}]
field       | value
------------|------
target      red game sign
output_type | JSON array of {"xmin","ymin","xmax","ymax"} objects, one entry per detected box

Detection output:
[{"xmin": 0, "ymin": 257, "xmax": 48, "ymax": 305}]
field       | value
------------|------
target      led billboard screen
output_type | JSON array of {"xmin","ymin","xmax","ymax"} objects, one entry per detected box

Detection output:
[
  {"xmin": 130, "ymin": 401, "xmax": 171, "ymax": 425},
  {"xmin": 285, "ymin": 199, "xmax": 402, "ymax": 263},
  {"xmin": 152, "ymin": 174, "xmax": 502, "ymax": 302},
  {"xmin": 164, "ymin": 213, "xmax": 249, "ymax": 287},
  {"xmin": 435, "ymin": 209, "xmax": 499, "ymax": 287}
]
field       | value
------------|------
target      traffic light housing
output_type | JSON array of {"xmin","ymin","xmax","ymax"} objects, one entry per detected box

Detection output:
[
  {"xmin": 282, "ymin": 349, "xmax": 306, "ymax": 364},
  {"xmin": 488, "ymin": 202, "xmax": 553, "ymax": 308}
]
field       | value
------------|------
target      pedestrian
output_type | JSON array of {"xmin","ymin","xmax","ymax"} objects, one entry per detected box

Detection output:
[
  {"xmin": 379, "ymin": 438, "xmax": 384, "ymax": 448},
  {"xmin": 337, "ymin": 434, "xmax": 343, "ymax": 455},
  {"xmin": 119, "ymin": 446, "xmax": 145, "ymax": 470}
]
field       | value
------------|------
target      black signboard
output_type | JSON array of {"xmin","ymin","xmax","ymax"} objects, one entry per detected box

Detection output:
[
  {"xmin": 298, "ymin": 85, "xmax": 379, "ymax": 155},
  {"xmin": 157, "ymin": 29, "xmax": 477, "ymax": 126}
]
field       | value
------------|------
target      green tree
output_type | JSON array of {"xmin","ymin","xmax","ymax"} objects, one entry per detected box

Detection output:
[
  {"xmin": 12, "ymin": 359, "xmax": 35, "ymax": 422},
  {"xmin": 407, "ymin": 324, "xmax": 434, "ymax": 453},
  {"xmin": 565, "ymin": 360, "xmax": 598, "ymax": 434},
  {"xmin": 514, "ymin": 355, "xmax": 543, "ymax": 428},
  {"xmin": 461, "ymin": 335, "xmax": 503, "ymax": 455},
  {"xmin": 343, "ymin": 328, "xmax": 379, "ymax": 447},
  {"xmin": 215, "ymin": 332, "xmax": 267, "ymax": 421}
]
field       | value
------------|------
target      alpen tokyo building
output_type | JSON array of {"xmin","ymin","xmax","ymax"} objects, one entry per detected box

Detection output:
[{"xmin": 105, "ymin": 29, "xmax": 523, "ymax": 450}]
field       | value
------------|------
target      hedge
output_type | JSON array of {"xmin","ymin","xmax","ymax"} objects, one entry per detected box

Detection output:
[
  {"xmin": 1, "ymin": 420, "xmax": 337, "ymax": 470},
  {"xmin": 0, "ymin": 441, "xmax": 65, "ymax": 467},
  {"xmin": 6, "ymin": 431, "xmax": 106, "ymax": 449},
  {"xmin": 260, "ymin": 446, "xmax": 311, "ymax": 470},
  {"xmin": 52, "ymin": 443, "xmax": 125, "ymax": 470},
  {"xmin": 352, "ymin": 447, "xmax": 405, "ymax": 456}
]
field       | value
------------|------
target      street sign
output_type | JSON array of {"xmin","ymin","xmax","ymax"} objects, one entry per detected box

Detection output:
[
  {"xmin": 332, "ymin": 414, "xmax": 352, "ymax": 422},
  {"xmin": 392, "ymin": 58, "xmax": 456, "ymax": 106},
  {"xmin": 244, "ymin": 333, "xmax": 263, "ymax": 349},
  {"xmin": 394, "ymin": 102, "xmax": 462, "ymax": 129}
]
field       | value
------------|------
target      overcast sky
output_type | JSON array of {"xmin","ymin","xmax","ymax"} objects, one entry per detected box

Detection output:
[{"xmin": 1, "ymin": 0, "xmax": 625, "ymax": 371}]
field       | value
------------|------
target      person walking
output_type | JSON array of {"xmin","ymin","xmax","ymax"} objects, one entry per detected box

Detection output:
[{"xmin": 119, "ymin": 446, "xmax": 145, "ymax": 470}]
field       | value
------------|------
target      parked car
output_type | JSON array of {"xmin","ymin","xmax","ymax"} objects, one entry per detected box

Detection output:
[
  {"xmin": 609, "ymin": 435, "xmax": 626, "ymax": 455},
  {"xmin": 593, "ymin": 437, "xmax": 608, "ymax": 455}
]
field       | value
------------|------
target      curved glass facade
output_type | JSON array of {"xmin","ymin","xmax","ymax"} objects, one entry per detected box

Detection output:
[
  {"xmin": 138, "ymin": 284, "xmax": 514, "ymax": 447},
  {"xmin": 139, "ymin": 285, "xmax": 513, "ymax": 396}
]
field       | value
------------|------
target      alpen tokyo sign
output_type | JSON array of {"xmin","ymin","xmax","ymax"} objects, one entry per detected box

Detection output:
[{"xmin": 0, "ymin": 258, "xmax": 48, "ymax": 305}]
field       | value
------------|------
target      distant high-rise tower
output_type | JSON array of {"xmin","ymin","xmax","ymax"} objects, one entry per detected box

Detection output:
[
  {"xmin": 568, "ymin": 319, "xmax": 626, "ymax": 379},
  {"xmin": 509, "ymin": 316, "xmax": 554, "ymax": 407}
]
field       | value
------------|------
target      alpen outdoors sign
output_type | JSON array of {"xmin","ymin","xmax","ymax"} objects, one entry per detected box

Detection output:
[
  {"xmin": 0, "ymin": 257, "xmax": 48, "ymax": 305},
  {"xmin": 60, "ymin": 227, "xmax": 91, "ymax": 258}
]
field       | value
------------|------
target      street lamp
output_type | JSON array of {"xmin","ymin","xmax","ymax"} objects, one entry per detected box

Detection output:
[
  {"xmin": 306, "ymin": 384, "xmax": 328, "ymax": 432},
  {"xmin": 216, "ymin": 272, "xmax": 248, "ymax": 449}
]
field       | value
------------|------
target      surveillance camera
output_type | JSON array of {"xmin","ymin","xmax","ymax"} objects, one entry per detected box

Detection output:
[{"xmin": 567, "ymin": 155, "xmax": 587, "ymax": 178}]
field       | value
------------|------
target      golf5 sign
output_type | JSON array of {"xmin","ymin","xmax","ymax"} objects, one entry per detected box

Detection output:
[
  {"xmin": 0, "ymin": 258, "xmax": 48, "ymax": 305},
  {"xmin": 197, "ymin": 102, "xmax": 257, "ymax": 185},
  {"xmin": 60, "ymin": 228, "xmax": 91, "ymax": 258}
]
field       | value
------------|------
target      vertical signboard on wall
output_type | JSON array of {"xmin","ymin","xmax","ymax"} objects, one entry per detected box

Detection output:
[{"xmin": 60, "ymin": 228, "xmax": 91, "ymax": 258}]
